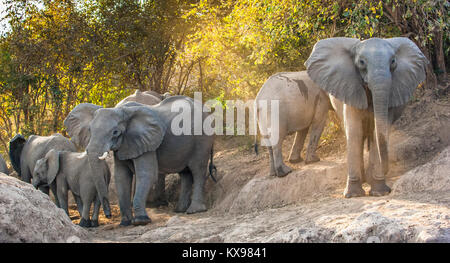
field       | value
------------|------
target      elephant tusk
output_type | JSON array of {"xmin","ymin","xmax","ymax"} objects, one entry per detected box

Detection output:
[{"xmin": 98, "ymin": 152, "xmax": 108, "ymax": 160}]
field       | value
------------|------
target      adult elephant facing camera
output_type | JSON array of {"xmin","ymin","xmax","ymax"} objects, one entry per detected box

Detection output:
[
  {"xmin": 305, "ymin": 37, "xmax": 428, "ymax": 197},
  {"xmin": 64, "ymin": 96, "xmax": 215, "ymax": 226}
]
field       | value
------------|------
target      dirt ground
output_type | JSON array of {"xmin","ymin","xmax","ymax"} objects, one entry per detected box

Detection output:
[{"xmin": 69, "ymin": 79, "xmax": 450, "ymax": 243}]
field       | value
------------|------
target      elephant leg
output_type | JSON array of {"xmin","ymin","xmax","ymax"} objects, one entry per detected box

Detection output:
[
  {"xmin": 146, "ymin": 172, "xmax": 168, "ymax": 207},
  {"xmin": 114, "ymin": 159, "xmax": 134, "ymax": 226},
  {"xmin": 79, "ymin": 193, "xmax": 94, "ymax": 228},
  {"xmin": 272, "ymin": 133, "xmax": 292, "ymax": 177},
  {"xmin": 366, "ymin": 136, "xmax": 391, "ymax": 196},
  {"xmin": 90, "ymin": 196, "xmax": 101, "ymax": 227},
  {"xmin": 131, "ymin": 151, "xmax": 158, "ymax": 225},
  {"xmin": 288, "ymin": 129, "xmax": 307, "ymax": 164},
  {"xmin": 74, "ymin": 194, "xmax": 84, "ymax": 217},
  {"xmin": 175, "ymin": 169, "xmax": 193, "ymax": 213},
  {"xmin": 49, "ymin": 183, "xmax": 60, "ymax": 208},
  {"xmin": 56, "ymin": 185, "xmax": 69, "ymax": 216},
  {"xmin": 186, "ymin": 162, "xmax": 208, "ymax": 214},
  {"xmin": 268, "ymin": 146, "xmax": 277, "ymax": 176},
  {"xmin": 343, "ymin": 105, "xmax": 366, "ymax": 198},
  {"xmin": 305, "ymin": 99, "xmax": 328, "ymax": 164}
]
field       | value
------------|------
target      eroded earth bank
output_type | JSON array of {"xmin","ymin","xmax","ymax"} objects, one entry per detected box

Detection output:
[{"xmin": 1, "ymin": 84, "xmax": 449, "ymax": 243}]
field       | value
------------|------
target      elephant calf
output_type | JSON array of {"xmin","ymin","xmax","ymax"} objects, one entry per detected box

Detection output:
[
  {"xmin": 255, "ymin": 71, "xmax": 331, "ymax": 177},
  {"xmin": 32, "ymin": 149, "xmax": 111, "ymax": 227}
]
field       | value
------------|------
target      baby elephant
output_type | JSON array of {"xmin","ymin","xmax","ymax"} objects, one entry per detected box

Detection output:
[
  {"xmin": 255, "ymin": 71, "xmax": 331, "ymax": 177},
  {"xmin": 32, "ymin": 149, "xmax": 111, "ymax": 227}
]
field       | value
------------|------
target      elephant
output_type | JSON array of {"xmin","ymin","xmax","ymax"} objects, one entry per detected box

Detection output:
[
  {"xmin": 0, "ymin": 154, "xmax": 8, "ymax": 174},
  {"xmin": 66, "ymin": 89, "xmax": 170, "ymax": 207},
  {"xmin": 9, "ymin": 133, "xmax": 78, "ymax": 207},
  {"xmin": 64, "ymin": 96, "xmax": 216, "ymax": 226},
  {"xmin": 305, "ymin": 37, "xmax": 428, "ymax": 197},
  {"xmin": 115, "ymin": 89, "xmax": 171, "ymax": 206},
  {"xmin": 255, "ymin": 71, "xmax": 331, "ymax": 177},
  {"xmin": 32, "ymin": 149, "xmax": 111, "ymax": 227},
  {"xmin": 116, "ymin": 89, "xmax": 163, "ymax": 107}
]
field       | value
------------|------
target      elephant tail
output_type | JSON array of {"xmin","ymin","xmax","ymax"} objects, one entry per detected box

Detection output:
[
  {"xmin": 9, "ymin": 134, "xmax": 26, "ymax": 175},
  {"xmin": 254, "ymin": 135, "xmax": 259, "ymax": 155},
  {"xmin": 208, "ymin": 145, "xmax": 217, "ymax": 183}
]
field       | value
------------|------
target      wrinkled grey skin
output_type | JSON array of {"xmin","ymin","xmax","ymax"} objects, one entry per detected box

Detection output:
[
  {"xmin": 64, "ymin": 96, "xmax": 214, "ymax": 226},
  {"xmin": 32, "ymin": 149, "xmax": 111, "ymax": 228},
  {"xmin": 305, "ymin": 37, "xmax": 428, "ymax": 197},
  {"xmin": 0, "ymin": 154, "xmax": 8, "ymax": 174},
  {"xmin": 9, "ymin": 133, "xmax": 77, "ymax": 207},
  {"xmin": 69, "ymin": 89, "xmax": 170, "ymax": 207},
  {"xmin": 116, "ymin": 89, "xmax": 171, "ymax": 207},
  {"xmin": 255, "ymin": 71, "xmax": 331, "ymax": 177}
]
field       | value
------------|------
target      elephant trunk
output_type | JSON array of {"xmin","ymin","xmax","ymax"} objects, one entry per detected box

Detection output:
[
  {"xmin": 370, "ymin": 78, "xmax": 391, "ymax": 179},
  {"xmin": 87, "ymin": 144, "xmax": 112, "ymax": 218}
]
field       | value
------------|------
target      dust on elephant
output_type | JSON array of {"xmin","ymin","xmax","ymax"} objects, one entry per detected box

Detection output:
[
  {"xmin": 64, "ymin": 96, "xmax": 215, "ymax": 226},
  {"xmin": 305, "ymin": 37, "xmax": 428, "ymax": 197},
  {"xmin": 9, "ymin": 133, "xmax": 77, "ymax": 206},
  {"xmin": 32, "ymin": 149, "xmax": 111, "ymax": 227},
  {"xmin": 0, "ymin": 154, "xmax": 8, "ymax": 174},
  {"xmin": 255, "ymin": 71, "xmax": 331, "ymax": 177}
]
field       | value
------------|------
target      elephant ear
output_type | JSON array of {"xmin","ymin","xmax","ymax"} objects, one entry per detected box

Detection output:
[
  {"xmin": 44, "ymin": 149, "xmax": 60, "ymax": 185},
  {"xmin": 386, "ymin": 37, "xmax": 429, "ymax": 107},
  {"xmin": 116, "ymin": 106, "xmax": 167, "ymax": 160},
  {"xmin": 63, "ymin": 103, "xmax": 103, "ymax": 149},
  {"xmin": 305, "ymin": 37, "xmax": 367, "ymax": 109},
  {"xmin": 9, "ymin": 134, "xmax": 26, "ymax": 174}
]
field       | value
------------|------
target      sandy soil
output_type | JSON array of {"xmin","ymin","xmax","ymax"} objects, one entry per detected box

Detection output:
[{"xmin": 69, "ymin": 79, "xmax": 450, "ymax": 243}]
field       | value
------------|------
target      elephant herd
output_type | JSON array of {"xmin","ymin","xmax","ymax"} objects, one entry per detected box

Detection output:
[{"xmin": 1, "ymin": 37, "xmax": 428, "ymax": 228}]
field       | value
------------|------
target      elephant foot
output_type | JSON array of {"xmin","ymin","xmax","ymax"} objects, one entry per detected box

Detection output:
[
  {"xmin": 369, "ymin": 180, "xmax": 391, "ymax": 197},
  {"xmin": 119, "ymin": 219, "xmax": 132, "ymax": 227},
  {"xmin": 103, "ymin": 211, "xmax": 112, "ymax": 219},
  {"xmin": 79, "ymin": 218, "xmax": 92, "ymax": 228},
  {"xmin": 90, "ymin": 220, "xmax": 99, "ymax": 228},
  {"xmin": 276, "ymin": 164, "xmax": 292, "ymax": 177},
  {"xmin": 288, "ymin": 156, "xmax": 303, "ymax": 164},
  {"xmin": 186, "ymin": 202, "xmax": 207, "ymax": 214},
  {"xmin": 132, "ymin": 215, "xmax": 152, "ymax": 226},
  {"xmin": 174, "ymin": 203, "xmax": 189, "ymax": 213},
  {"xmin": 344, "ymin": 180, "xmax": 366, "ymax": 198},
  {"xmin": 305, "ymin": 155, "xmax": 320, "ymax": 164}
]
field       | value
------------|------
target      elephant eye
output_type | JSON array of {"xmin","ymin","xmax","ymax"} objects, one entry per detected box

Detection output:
[
  {"xmin": 112, "ymin": 130, "xmax": 120, "ymax": 136},
  {"xmin": 359, "ymin": 59, "xmax": 366, "ymax": 68},
  {"xmin": 390, "ymin": 58, "xmax": 397, "ymax": 70}
]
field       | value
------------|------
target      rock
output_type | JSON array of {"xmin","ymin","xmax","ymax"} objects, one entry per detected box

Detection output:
[
  {"xmin": 328, "ymin": 211, "xmax": 410, "ymax": 243},
  {"xmin": 0, "ymin": 173, "xmax": 88, "ymax": 243},
  {"xmin": 415, "ymin": 228, "xmax": 450, "ymax": 243},
  {"xmin": 393, "ymin": 146, "xmax": 450, "ymax": 194}
]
